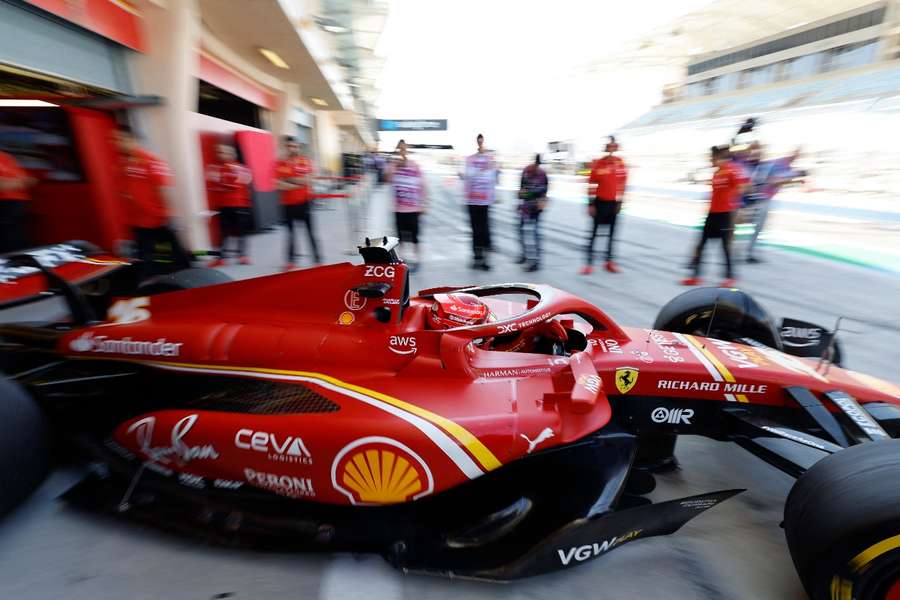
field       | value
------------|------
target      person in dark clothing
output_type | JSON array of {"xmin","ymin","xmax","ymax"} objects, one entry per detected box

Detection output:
[
  {"xmin": 0, "ymin": 150, "xmax": 35, "ymax": 253},
  {"xmin": 581, "ymin": 136, "xmax": 627, "ymax": 275},
  {"xmin": 516, "ymin": 153, "xmax": 548, "ymax": 271},
  {"xmin": 681, "ymin": 145, "xmax": 749, "ymax": 287}
]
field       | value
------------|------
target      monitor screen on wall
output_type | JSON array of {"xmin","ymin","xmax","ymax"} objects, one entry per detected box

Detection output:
[{"xmin": 0, "ymin": 107, "xmax": 84, "ymax": 182}]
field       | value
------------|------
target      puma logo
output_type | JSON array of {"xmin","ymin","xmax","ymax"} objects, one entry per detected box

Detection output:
[{"xmin": 521, "ymin": 427, "xmax": 555, "ymax": 454}]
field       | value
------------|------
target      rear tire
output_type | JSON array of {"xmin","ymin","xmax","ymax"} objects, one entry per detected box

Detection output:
[
  {"xmin": 137, "ymin": 267, "xmax": 232, "ymax": 295},
  {"xmin": 0, "ymin": 377, "xmax": 50, "ymax": 516},
  {"xmin": 784, "ymin": 440, "xmax": 900, "ymax": 599}
]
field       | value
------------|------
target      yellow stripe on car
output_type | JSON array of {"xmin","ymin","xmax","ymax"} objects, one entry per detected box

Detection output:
[
  {"xmin": 82, "ymin": 258, "xmax": 129, "ymax": 266},
  {"xmin": 684, "ymin": 335, "xmax": 736, "ymax": 382},
  {"xmin": 683, "ymin": 335, "xmax": 749, "ymax": 403},
  {"xmin": 137, "ymin": 359, "xmax": 503, "ymax": 473}
]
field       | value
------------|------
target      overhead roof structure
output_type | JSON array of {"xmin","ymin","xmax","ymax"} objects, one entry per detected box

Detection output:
[
  {"xmin": 198, "ymin": 0, "xmax": 388, "ymax": 145},
  {"xmin": 317, "ymin": 0, "xmax": 388, "ymax": 138},
  {"xmin": 581, "ymin": 0, "xmax": 885, "ymax": 72},
  {"xmin": 199, "ymin": 0, "xmax": 347, "ymax": 110}
]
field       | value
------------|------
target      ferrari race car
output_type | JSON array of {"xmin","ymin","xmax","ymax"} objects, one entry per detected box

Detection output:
[
  {"xmin": 1, "ymin": 237, "xmax": 899, "ymax": 599},
  {"xmin": 0, "ymin": 240, "xmax": 231, "ymax": 314}
]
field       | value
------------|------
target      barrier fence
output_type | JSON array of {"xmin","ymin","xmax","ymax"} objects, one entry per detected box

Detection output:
[{"xmin": 310, "ymin": 173, "xmax": 372, "ymax": 254}]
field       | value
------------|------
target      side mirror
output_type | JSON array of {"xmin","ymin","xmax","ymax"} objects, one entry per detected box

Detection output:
[
  {"xmin": 353, "ymin": 282, "xmax": 392, "ymax": 298},
  {"xmin": 779, "ymin": 317, "xmax": 842, "ymax": 366},
  {"xmin": 543, "ymin": 351, "xmax": 610, "ymax": 418}
]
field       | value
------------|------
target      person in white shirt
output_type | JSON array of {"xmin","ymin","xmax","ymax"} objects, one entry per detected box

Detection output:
[
  {"xmin": 462, "ymin": 134, "xmax": 498, "ymax": 270},
  {"xmin": 385, "ymin": 140, "xmax": 427, "ymax": 271}
]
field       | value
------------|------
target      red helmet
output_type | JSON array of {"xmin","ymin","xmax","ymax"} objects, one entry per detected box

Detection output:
[{"xmin": 427, "ymin": 293, "xmax": 489, "ymax": 330}]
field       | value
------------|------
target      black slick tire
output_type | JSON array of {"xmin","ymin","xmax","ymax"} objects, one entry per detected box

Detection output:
[
  {"xmin": 137, "ymin": 267, "xmax": 232, "ymax": 295},
  {"xmin": 784, "ymin": 440, "xmax": 900, "ymax": 599},
  {"xmin": 0, "ymin": 377, "xmax": 50, "ymax": 516}
]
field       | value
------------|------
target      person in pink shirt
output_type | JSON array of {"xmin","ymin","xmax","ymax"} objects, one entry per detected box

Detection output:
[
  {"xmin": 385, "ymin": 139, "xmax": 427, "ymax": 271},
  {"xmin": 463, "ymin": 134, "xmax": 498, "ymax": 271}
]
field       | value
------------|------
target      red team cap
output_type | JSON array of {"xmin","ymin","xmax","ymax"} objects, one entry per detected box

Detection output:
[{"xmin": 427, "ymin": 293, "xmax": 490, "ymax": 329}]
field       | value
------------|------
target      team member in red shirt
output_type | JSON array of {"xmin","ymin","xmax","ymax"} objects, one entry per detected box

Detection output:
[
  {"xmin": 681, "ymin": 145, "xmax": 749, "ymax": 287},
  {"xmin": 580, "ymin": 136, "xmax": 628, "ymax": 275},
  {"xmin": 112, "ymin": 127, "xmax": 192, "ymax": 278},
  {"xmin": 274, "ymin": 136, "xmax": 320, "ymax": 270},
  {"xmin": 206, "ymin": 143, "xmax": 253, "ymax": 267},
  {"xmin": 0, "ymin": 149, "xmax": 36, "ymax": 253}
]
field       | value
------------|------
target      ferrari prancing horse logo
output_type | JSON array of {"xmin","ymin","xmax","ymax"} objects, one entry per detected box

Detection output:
[{"xmin": 615, "ymin": 367, "xmax": 639, "ymax": 394}]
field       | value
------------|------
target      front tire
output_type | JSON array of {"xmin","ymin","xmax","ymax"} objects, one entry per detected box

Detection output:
[
  {"xmin": 653, "ymin": 287, "xmax": 782, "ymax": 349},
  {"xmin": 633, "ymin": 433, "xmax": 679, "ymax": 472},
  {"xmin": 784, "ymin": 440, "xmax": 900, "ymax": 599},
  {"xmin": 0, "ymin": 377, "xmax": 50, "ymax": 516}
]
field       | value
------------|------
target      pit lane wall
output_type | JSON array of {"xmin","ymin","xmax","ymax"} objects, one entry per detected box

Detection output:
[{"xmin": 0, "ymin": 0, "xmax": 362, "ymax": 254}]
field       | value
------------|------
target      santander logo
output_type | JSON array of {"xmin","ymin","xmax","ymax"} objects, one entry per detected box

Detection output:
[
  {"xmin": 68, "ymin": 332, "xmax": 182, "ymax": 357},
  {"xmin": 69, "ymin": 333, "xmax": 95, "ymax": 352}
]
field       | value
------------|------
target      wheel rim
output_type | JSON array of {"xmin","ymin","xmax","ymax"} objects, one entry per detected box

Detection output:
[
  {"xmin": 850, "ymin": 546, "xmax": 900, "ymax": 600},
  {"xmin": 884, "ymin": 577, "xmax": 900, "ymax": 600}
]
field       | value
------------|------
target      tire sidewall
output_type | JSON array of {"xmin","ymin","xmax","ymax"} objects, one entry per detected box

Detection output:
[
  {"xmin": 784, "ymin": 440, "xmax": 900, "ymax": 599},
  {"xmin": 137, "ymin": 267, "xmax": 232, "ymax": 296},
  {"xmin": 0, "ymin": 377, "xmax": 51, "ymax": 516},
  {"xmin": 653, "ymin": 287, "xmax": 782, "ymax": 349}
]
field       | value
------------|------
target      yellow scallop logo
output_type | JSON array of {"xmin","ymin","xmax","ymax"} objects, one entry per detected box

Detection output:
[{"xmin": 331, "ymin": 437, "xmax": 434, "ymax": 505}]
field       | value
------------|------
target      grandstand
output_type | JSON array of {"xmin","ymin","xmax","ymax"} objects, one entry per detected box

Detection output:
[
  {"xmin": 626, "ymin": 64, "xmax": 900, "ymax": 128},
  {"xmin": 618, "ymin": 0, "xmax": 900, "ymax": 197}
]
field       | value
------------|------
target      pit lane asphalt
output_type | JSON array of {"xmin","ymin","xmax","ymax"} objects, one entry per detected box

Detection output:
[{"xmin": 1, "ymin": 176, "xmax": 898, "ymax": 599}]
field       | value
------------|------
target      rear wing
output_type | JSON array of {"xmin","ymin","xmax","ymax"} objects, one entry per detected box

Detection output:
[{"xmin": 0, "ymin": 242, "xmax": 129, "ymax": 311}]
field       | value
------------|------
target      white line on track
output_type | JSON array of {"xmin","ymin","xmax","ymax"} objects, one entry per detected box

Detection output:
[{"xmin": 319, "ymin": 555, "xmax": 404, "ymax": 600}]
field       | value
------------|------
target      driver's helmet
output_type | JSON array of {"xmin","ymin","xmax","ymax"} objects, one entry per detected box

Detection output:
[{"xmin": 427, "ymin": 292, "xmax": 489, "ymax": 329}]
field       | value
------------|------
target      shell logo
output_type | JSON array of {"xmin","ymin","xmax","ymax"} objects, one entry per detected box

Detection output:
[{"xmin": 331, "ymin": 437, "xmax": 434, "ymax": 505}]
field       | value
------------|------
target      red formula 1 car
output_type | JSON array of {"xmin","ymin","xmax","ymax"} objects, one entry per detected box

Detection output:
[
  {"xmin": 1, "ymin": 237, "xmax": 899, "ymax": 599},
  {"xmin": 0, "ymin": 241, "xmax": 231, "ymax": 314}
]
